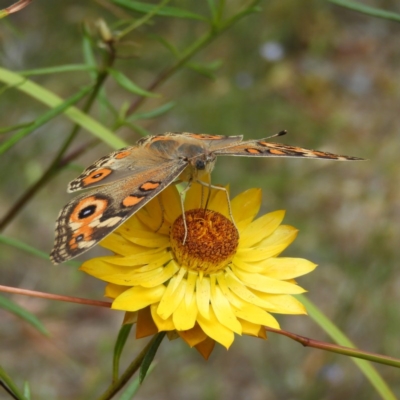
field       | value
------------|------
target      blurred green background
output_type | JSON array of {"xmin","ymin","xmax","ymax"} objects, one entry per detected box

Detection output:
[{"xmin": 1, "ymin": 1, "xmax": 400, "ymax": 399}]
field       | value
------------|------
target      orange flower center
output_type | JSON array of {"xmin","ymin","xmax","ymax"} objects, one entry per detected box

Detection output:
[{"xmin": 170, "ymin": 209, "xmax": 239, "ymax": 274}]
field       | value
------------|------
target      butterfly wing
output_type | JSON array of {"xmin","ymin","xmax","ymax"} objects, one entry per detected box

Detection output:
[
  {"xmin": 67, "ymin": 145, "xmax": 166, "ymax": 193},
  {"xmin": 50, "ymin": 159, "xmax": 187, "ymax": 264},
  {"xmin": 214, "ymin": 139, "xmax": 364, "ymax": 160}
]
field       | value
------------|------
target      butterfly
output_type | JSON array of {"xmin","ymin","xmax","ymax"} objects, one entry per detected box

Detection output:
[{"xmin": 50, "ymin": 131, "xmax": 363, "ymax": 264}]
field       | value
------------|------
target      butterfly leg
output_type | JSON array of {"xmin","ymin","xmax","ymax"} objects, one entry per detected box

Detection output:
[
  {"xmin": 178, "ymin": 180, "xmax": 193, "ymax": 244},
  {"xmin": 154, "ymin": 195, "xmax": 165, "ymax": 233},
  {"xmin": 195, "ymin": 179, "xmax": 238, "ymax": 232}
]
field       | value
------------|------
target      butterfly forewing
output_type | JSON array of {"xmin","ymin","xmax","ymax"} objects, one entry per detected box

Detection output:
[{"xmin": 215, "ymin": 139, "xmax": 364, "ymax": 161}]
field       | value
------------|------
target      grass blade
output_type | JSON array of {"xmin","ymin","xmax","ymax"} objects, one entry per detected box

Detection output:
[
  {"xmin": 0, "ymin": 67, "xmax": 127, "ymax": 149},
  {"xmin": 329, "ymin": 0, "xmax": 400, "ymax": 23},
  {"xmin": 0, "ymin": 85, "xmax": 93, "ymax": 155},
  {"xmin": 112, "ymin": 0, "xmax": 206, "ymax": 21},
  {"xmin": 300, "ymin": 295, "xmax": 397, "ymax": 400},
  {"xmin": 0, "ymin": 295, "xmax": 49, "ymax": 336}
]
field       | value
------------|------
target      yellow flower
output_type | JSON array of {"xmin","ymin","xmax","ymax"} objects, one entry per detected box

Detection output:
[{"xmin": 81, "ymin": 181, "xmax": 316, "ymax": 359}]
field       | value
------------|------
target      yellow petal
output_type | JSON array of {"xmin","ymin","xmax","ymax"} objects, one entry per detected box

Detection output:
[
  {"xmin": 160, "ymin": 184, "xmax": 181, "ymax": 223},
  {"xmin": 91, "ymin": 249, "xmax": 171, "ymax": 267},
  {"xmin": 104, "ymin": 283, "xmax": 127, "ymax": 299},
  {"xmin": 137, "ymin": 196, "xmax": 169, "ymax": 235},
  {"xmin": 173, "ymin": 294, "xmax": 198, "ymax": 330},
  {"xmin": 210, "ymin": 276, "xmax": 242, "ymax": 334},
  {"xmin": 100, "ymin": 232, "xmax": 147, "ymax": 256},
  {"xmin": 260, "ymin": 258, "xmax": 317, "ymax": 279},
  {"xmin": 179, "ymin": 323, "xmax": 208, "ymax": 347},
  {"xmin": 194, "ymin": 336, "xmax": 215, "ymax": 360},
  {"xmin": 240, "ymin": 210, "xmax": 285, "ymax": 247},
  {"xmin": 231, "ymin": 255, "xmax": 266, "ymax": 274},
  {"xmin": 232, "ymin": 267, "xmax": 306, "ymax": 294},
  {"xmin": 185, "ymin": 271, "xmax": 197, "ymax": 305},
  {"xmin": 208, "ymin": 186, "xmax": 230, "ymax": 218},
  {"xmin": 136, "ymin": 307, "xmax": 158, "ymax": 338},
  {"xmin": 236, "ymin": 225, "xmax": 298, "ymax": 261},
  {"xmin": 185, "ymin": 180, "xmax": 207, "ymax": 210},
  {"xmin": 196, "ymin": 276, "xmax": 210, "ymax": 318},
  {"xmin": 128, "ymin": 260, "xmax": 179, "ymax": 288},
  {"xmin": 234, "ymin": 305, "xmax": 280, "ymax": 329},
  {"xmin": 253, "ymin": 292, "xmax": 307, "ymax": 314},
  {"xmin": 119, "ymin": 227, "xmax": 170, "ymax": 248},
  {"xmin": 123, "ymin": 311, "xmax": 137, "ymax": 325},
  {"xmin": 231, "ymin": 188, "xmax": 261, "ymax": 224},
  {"xmin": 157, "ymin": 276, "xmax": 187, "ymax": 319},
  {"xmin": 150, "ymin": 304, "xmax": 175, "ymax": 331},
  {"xmin": 225, "ymin": 269, "xmax": 284, "ymax": 309},
  {"xmin": 112, "ymin": 285, "xmax": 165, "ymax": 311},
  {"xmin": 239, "ymin": 318, "xmax": 263, "ymax": 337},
  {"xmin": 81, "ymin": 255, "xmax": 176, "ymax": 287},
  {"xmin": 197, "ymin": 307, "xmax": 235, "ymax": 349}
]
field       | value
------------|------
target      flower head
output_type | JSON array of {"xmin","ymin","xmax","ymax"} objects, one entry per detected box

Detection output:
[{"xmin": 81, "ymin": 181, "xmax": 316, "ymax": 359}]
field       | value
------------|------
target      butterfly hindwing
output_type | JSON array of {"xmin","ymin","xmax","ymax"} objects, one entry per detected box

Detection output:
[{"xmin": 50, "ymin": 159, "xmax": 187, "ymax": 264}]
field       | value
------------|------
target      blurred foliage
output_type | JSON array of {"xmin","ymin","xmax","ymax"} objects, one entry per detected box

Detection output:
[{"xmin": 1, "ymin": 0, "xmax": 400, "ymax": 399}]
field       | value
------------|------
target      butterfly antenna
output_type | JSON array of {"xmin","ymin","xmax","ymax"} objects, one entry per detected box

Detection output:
[{"xmin": 265, "ymin": 130, "xmax": 287, "ymax": 140}]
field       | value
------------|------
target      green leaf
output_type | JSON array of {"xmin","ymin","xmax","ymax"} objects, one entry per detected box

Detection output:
[
  {"xmin": 0, "ymin": 235, "xmax": 80, "ymax": 268},
  {"xmin": 108, "ymin": 68, "xmax": 160, "ymax": 98},
  {"xmin": 139, "ymin": 331, "xmax": 165, "ymax": 384},
  {"xmin": 82, "ymin": 30, "xmax": 97, "ymax": 68},
  {"xmin": 186, "ymin": 59, "xmax": 223, "ymax": 79},
  {"xmin": 0, "ymin": 366, "xmax": 27, "ymax": 400},
  {"xmin": 118, "ymin": 363, "xmax": 155, "ymax": 400},
  {"xmin": 0, "ymin": 67, "xmax": 127, "ymax": 149},
  {"xmin": 329, "ymin": 0, "xmax": 400, "ymax": 23},
  {"xmin": 0, "ymin": 121, "xmax": 34, "ymax": 134},
  {"xmin": 118, "ymin": 377, "xmax": 140, "ymax": 400},
  {"xmin": 0, "ymin": 295, "xmax": 49, "ymax": 336},
  {"xmin": 18, "ymin": 64, "xmax": 96, "ymax": 76},
  {"xmin": 23, "ymin": 382, "xmax": 31, "ymax": 400},
  {"xmin": 0, "ymin": 85, "xmax": 94, "ymax": 155},
  {"xmin": 112, "ymin": 0, "xmax": 207, "ymax": 21},
  {"xmin": 128, "ymin": 101, "xmax": 175, "ymax": 121},
  {"xmin": 113, "ymin": 324, "xmax": 133, "ymax": 381},
  {"xmin": 300, "ymin": 295, "xmax": 397, "ymax": 400}
]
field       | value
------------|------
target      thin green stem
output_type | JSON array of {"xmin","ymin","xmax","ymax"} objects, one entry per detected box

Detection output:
[
  {"xmin": 116, "ymin": 0, "xmax": 171, "ymax": 39},
  {"xmin": 126, "ymin": 0, "xmax": 260, "ymax": 116},
  {"xmin": 329, "ymin": 0, "xmax": 400, "ymax": 23},
  {"xmin": 97, "ymin": 333, "xmax": 165, "ymax": 400},
  {"xmin": 0, "ymin": 47, "xmax": 115, "ymax": 232}
]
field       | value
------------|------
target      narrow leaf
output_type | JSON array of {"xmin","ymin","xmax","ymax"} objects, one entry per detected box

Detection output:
[
  {"xmin": 0, "ymin": 366, "xmax": 26, "ymax": 400},
  {"xmin": 119, "ymin": 364, "xmax": 155, "ymax": 400},
  {"xmin": 113, "ymin": 324, "xmax": 133, "ymax": 381},
  {"xmin": 0, "ymin": 85, "xmax": 93, "ymax": 155},
  {"xmin": 0, "ymin": 235, "xmax": 80, "ymax": 267},
  {"xmin": 329, "ymin": 0, "xmax": 400, "ymax": 23},
  {"xmin": 18, "ymin": 64, "xmax": 96, "ymax": 76},
  {"xmin": 300, "ymin": 295, "xmax": 397, "ymax": 400},
  {"xmin": 128, "ymin": 101, "xmax": 175, "ymax": 121},
  {"xmin": 0, "ymin": 294, "xmax": 49, "ymax": 336},
  {"xmin": 139, "ymin": 331, "xmax": 165, "ymax": 383},
  {"xmin": 0, "ymin": 67, "xmax": 127, "ymax": 149},
  {"xmin": 112, "ymin": 0, "xmax": 206, "ymax": 21},
  {"xmin": 108, "ymin": 68, "xmax": 159, "ymax": 98},
  {"xmin": 0, "ymin": 121, "xmax": 34, "ymax": 134}
]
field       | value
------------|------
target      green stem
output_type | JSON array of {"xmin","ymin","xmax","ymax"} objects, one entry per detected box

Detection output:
[
  {"xmin": 0, "ymin": 48, "xmax": 115, "ymax": 232},
  {"xmin": 126, "ymin": 0, "xmax": 260, "ymax": 116},
  {"xmin": 97, "ymin": 333, "xmax": 164, "ymax": 400}
]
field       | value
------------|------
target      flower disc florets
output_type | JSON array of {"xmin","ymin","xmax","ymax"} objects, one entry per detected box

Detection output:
[{"xmin": 170, "ymin": 209, "xmax": 239, "ymax": 274}]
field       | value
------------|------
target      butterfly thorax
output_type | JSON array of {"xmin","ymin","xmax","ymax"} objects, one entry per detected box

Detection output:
[{"xmin": 143, "ymin": 134, "xmax": 217, "ymax": 182}]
